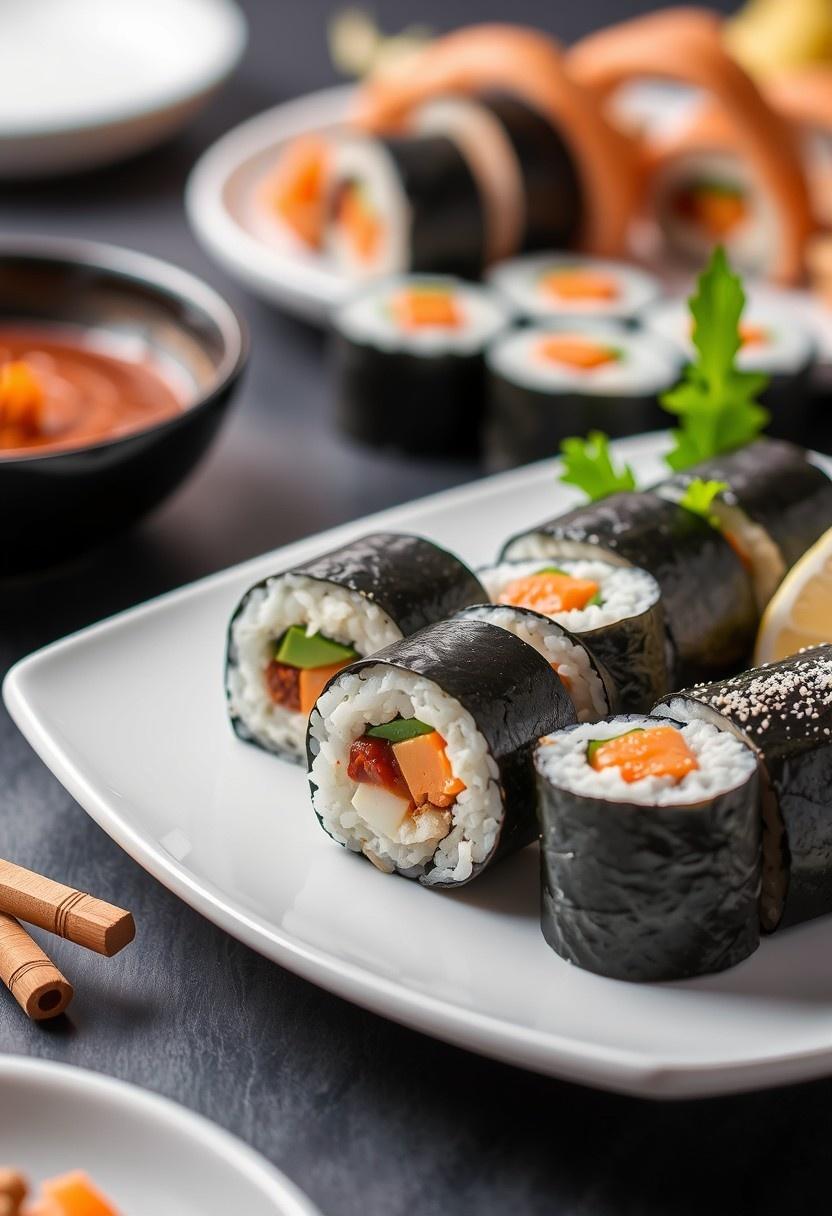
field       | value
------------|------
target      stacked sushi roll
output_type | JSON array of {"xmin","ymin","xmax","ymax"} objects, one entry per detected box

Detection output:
[{"xmin": 488, "ymin": 254, "xmax": 660, "ymax": 323}]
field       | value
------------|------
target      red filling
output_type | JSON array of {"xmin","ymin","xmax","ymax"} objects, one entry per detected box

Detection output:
[
  {"xmin": 265, "ymin": 660, "xmax": 301, "ymax": 711},
  {"xmin": 347, "ymin": 737, "xmax": 410, "ymax": 800}
]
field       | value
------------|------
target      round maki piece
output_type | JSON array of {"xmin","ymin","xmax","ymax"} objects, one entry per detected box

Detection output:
[
  {"xmin": 332, "ymin": 275, "xmax": 510, "ymax": 457},
  {"xmin": 644, "ymin": 297, "xmax": 815, "ymax": 443},
  {"xmin": 536, "ymin": 715, "xmax": 760, "ymax": 981},
  {"xmin": 307, "ymin": 619, "xmax": 576, "ymax": 885},
  {"xmin": 326, "ymin": 131, "xmax": 486, "ymax": 280},
  {"xmin": 488, "ymin": 253, "xmax": 660, "ymax": 323},
  {"xmin": 502, "ymin": 490, "xmax": 758, "ymax": 685},
  {"xmin": 225, "ymin": 532, "xmax": 485, "ymax": 763},
  {"xmin": 655, "ymin": 438, "xmax": 832, "ymax": 610},
  {"xmin": 453, "ymin": 602, "xmax": 616, "ymax": 723},
  {"xmin": 484, "ymin": 321, "xmax": 680, "ymax": 469},
  {"xmin": 478, "ymin": 557, "xmax": 667, "ymax": 713},
  {"xmin": 654, "ymin": 644, "xmax": 832, "ymax": 933}
]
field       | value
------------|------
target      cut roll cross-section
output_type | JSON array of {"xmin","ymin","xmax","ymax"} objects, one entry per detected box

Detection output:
[{"xmin": 754, "ymin": 527, "xmax": 832, "ymax": 664}]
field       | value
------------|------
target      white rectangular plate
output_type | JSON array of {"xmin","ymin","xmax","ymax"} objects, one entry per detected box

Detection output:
[{"xmin": 7, "ymin": 434, "xmax": 832, "ymax": 1099}]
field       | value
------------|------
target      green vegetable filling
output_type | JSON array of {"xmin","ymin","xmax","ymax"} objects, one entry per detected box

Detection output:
[
  {"xmin": 366, "ymin": 717, "xmax": 435, "ymax": 743},
  {"xmin": 274, "ymin": 625, "xmax": 358, "ymax": 670},
  {"xmin": 586, "ymin": 728, "xmax": 644, "ymax": 763}
]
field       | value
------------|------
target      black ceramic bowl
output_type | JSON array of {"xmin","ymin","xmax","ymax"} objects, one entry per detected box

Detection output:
[{"xmin": 0, "ymin": 236, "xmax": 247, "ymax": 575}]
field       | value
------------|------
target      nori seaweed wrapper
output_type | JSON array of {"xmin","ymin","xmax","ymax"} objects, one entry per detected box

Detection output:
[
  {"xmin": 502, "ymin": 490, "xmax": 758, "ymax": 685},
  {"xmin": 536, "ymin": 718, "xmax": 761, "ymax": 981},
  {"xmin": 655, "ymin": 438, "xmax": 832, "ymax": 569},
  {"xmin": 477, "ymin": 92, "xmax": 582, "ymax": 252},
  {"xmin": 576, "ymin": 599, "xmax": 668, "ymax": 715},
  {"xmin": 759, "ymin": 368, "xmax": 814, "ymax": 447},
  {"xmin": 226, "ymin": 532, "xmax": 486, "ymax": 754},
  {"xmin": 308, "ymin": 618, "xmax": 577, "ymax": 884},
  {"xmin": 654, "ymin": 645, "xmax": 832, "ymax": 932}
]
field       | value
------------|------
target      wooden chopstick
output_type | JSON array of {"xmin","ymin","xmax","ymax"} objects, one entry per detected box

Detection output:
[
  {"xmin": 0, "ymin": 859, "xmax": 135, "ymax": 957},
  {"xmin": 0, "ymin": 911, "xmax": 73, "ymax": 1021}
]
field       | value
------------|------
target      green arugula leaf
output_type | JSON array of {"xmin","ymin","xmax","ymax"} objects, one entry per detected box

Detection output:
[
  {"xmin": 661, "ymin": 246, "xmax": 770, "ymax": 471},
  {"xmin": 558, "ymin": 431, "xmax": 637, "ymax": 502},
  {"xmin": 678, "ymin": 478, "xmax": 728, "ymax": 528}
]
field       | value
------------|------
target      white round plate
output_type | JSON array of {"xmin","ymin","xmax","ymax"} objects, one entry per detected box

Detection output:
[
  {"xmin": 0, "ymin": 0, "xmax": 247, "ymax": 179},
  {"xmin": 0, "ymin": 1057, "xmax": 319, "ymax": 1215}
]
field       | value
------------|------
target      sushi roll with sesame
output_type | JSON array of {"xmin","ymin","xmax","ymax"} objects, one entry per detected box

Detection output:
[
  {"xmin": 488, "ymin": 254, "xmax": 660, "ymax": 324},
  {"xmin": 226, "ymin": 532, "xmax": 485, "ymax": 763},
  {"xmin": 477, "ymin": 558, "xmax": 667, "ymax": 713},
  {"xmin": 484, "ymin": 321, "xmax": 680, "ymax": 469},
  {"xmin": 332, "ymin": 275, "xmax": 510, "ymax": 457},
  {"xmin": 501, "ymin": 490, "xmax": 758, "ymax": 685},
  {"xmin": 307, "ymin": 619, "xmax": 576, "ymax": 884},
  {"xmin": 453, "ymin": 603, "xmax": 617, "ymax": 722},
  {"xmin": 654, "ymin": 644, "xmax": 832, "ymax": 933},
  {"xmin": 535, "ymin": 715, "xmax": 761, "ymax": 981}
]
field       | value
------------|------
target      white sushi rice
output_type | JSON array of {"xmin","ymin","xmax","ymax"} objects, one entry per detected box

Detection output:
[
  {"xmin": 488, "ymin": 253, "xmax": 660, "ymax": 321},
  {"xmin": 335, "ymin": 274, "xmax": 509, "ymax": 355},
  {"xmin": 227, "ymin": 575, "xmax": 402, "ymax": 760},
  {"xmin": 536, "ymin": 715, "xmax": 756, "ymax": 806},
  {"xmin": 456, "ymin": 604, "xmax": 609, "ymax": 722},
  {"xmin": 326, "ymin": 135, "xmax": 409, "ymax": 278},
  {"xmin": 479, "ymin": 558, "xmax": 660, "ymax": 634},
  {"xmin": 308, "ymin": 665, "xmax": 503, "ymax": 884}
]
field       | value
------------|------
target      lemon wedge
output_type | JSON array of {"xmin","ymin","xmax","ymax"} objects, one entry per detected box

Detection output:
[{"xmin": 754, "ymin": 526, "xmax": 832, "ymax": 664}]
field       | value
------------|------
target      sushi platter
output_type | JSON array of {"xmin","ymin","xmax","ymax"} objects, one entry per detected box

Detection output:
[{"xmin": 8, "ymin": 432, "xmax": 832, "ymax": 1100}]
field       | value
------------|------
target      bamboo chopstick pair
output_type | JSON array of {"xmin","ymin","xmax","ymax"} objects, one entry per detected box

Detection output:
[{"xmin": 0, "ymin": 859, "xmax": 135, "ymax": 1021}]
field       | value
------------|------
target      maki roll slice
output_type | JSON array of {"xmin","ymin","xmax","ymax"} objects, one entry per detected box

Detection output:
[
  {"xmin": 536, "ymin": 715, "xmax": 761, "ymax": 981},
  {"xmin": 453, "ymin": 602, "xmax": 616, "ymax": 723},
  {"xmin": 326, "ymin": 131, "xmax": 486, "ymax": 280},
  {"xmin": 307, "ymin": 619, "xmax": 575, "ymax": 885},
  {"xmin": 655, "ymin": 438, "xmax": 832, "ymax": 610},
  {"xmin": 654, "ymin": 644, "xmax": 832, "ymax": 933},
  {"xmin": 478, "ymin": 558, "xmax": 667, "ymax": 713},
  {"xmin": 332, "ymin": 275, "xmax": 510, "ymax": 457},
  {"xmin": 226, "ymin": 532, "xmax": 485, "ymax": 763},
  {"xmin": 484, "ymin": 321, "xmax": 680, "ymax": 469},
  {"xmin": 502, "ymin": 490, "xmax": 758, "ymax": 685},
  {"xmin": 488, "ymin": 253, "xmax": 660, "ymax": 323}
]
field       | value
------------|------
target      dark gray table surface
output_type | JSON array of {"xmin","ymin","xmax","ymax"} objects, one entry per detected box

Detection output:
[{"xmin": 3, "ymin": 1, "xmax": 830, "ymax": 1212}]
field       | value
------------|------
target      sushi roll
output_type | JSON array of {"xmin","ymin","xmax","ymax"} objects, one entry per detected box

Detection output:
[
  {"xmin": 307, "ymin": 618, "xmax": 576, "ymax": 884},
  {"xmin": 655, "ymin": 438, "xmax": 832, "ymax": 610},
  {"xmin": 654, "ymin": 644, "xmax": 832, "ymax": 933},
  {"xmin": 453, "ymin": 602, "xmax": 616, "ymax": 722},
  {"xmin": 535, "ymin": 715, "xmax": 761, "ymax": 981},
  {"xmin": 478, "ymin": 558, "xmax": 667, "ymax": 713},
  {"xmin": 226, "ymin": 532, "xmax": 485, "ymax": 763},
  {"xmin": 413, "ymin": 92, "xmax": 582, "ymax": 261},
  {"xmin": 332, "ymin": 275, "xmax": 510, "ymax": 457},
  {"xmin": 326, "ymin": 131, "xmax": 486, "ymax": 280},
  {"xmin": 501, "ymin": 490, "xmax": 758, "ymax": 685},
  {"xmin": 488, "ymin": 253, "xmax": 660, "ymax": 323},
  {"xmin": 644, "ymin": 297, "xmax": 815, "ymax": 444},
  {"xmin": 484, "ymin": 320, "xmax": 680, "ymax": 469}
]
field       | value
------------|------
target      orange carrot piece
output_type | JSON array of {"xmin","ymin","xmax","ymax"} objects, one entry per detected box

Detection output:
[
  {"xmin": 540, "ymin": 269, "xmax": 619, "ymax": 301},
  {"xmin": 38, "ymin": 1171, "xmax": 120, "ymax": 1216},
  {"xmin": 392, "ymin": 289, "xmax": 461, "ymax": 329},
  {"xmin": 590, "ymin": 726, "xmax": 699, "ymax": 784},
  {"xmin": 393, "ymin": 731, "xmax": 465, "ymax": 808},
  {"xmin": 499, "ymin": 571, "xmax": 600, "ymax": 615},
  {"xmin": 299, "ymin": 661, "xmax": 352, "ymax": 716},
  {"xmin": 537, "ymin": 335, "xmax": 619, "ymax": 371}
]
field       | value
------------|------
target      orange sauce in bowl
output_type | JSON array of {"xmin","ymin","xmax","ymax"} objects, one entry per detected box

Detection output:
[{"xmin": 0, "ymin": 327, "xmax": 188, "ymax": 457}]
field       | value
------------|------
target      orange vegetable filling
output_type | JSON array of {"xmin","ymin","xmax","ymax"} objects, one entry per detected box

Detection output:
[
  {"xmin": 739, "ymin": 322, "xmax": 770, "ymax": 348},
  {"xmin": 499, "ymin": 570, "xmax": 600, "ymax": 615},
  {"xmin": 38, "ymin": 1170, "xmax": 120, "ymax": 1216},
  {"xmin": 540, "ymin": 269, "xmax": 619, "ymax": 302},
  {"xmin": 537, "ymin": 334, "xmax": 619, "ymax": 371},
  {"xmin": 337, "ymin": 182, "xmax": 381, "ymax": 264},
  {"xmin": 264, "ymin": 135, "xmax": 329, "ymax": 249},
  {"xmin": 590, "ymin": 726, "xmax": 699, "ymax": 784},
  {"xmin": 0, "ymin": 359, "xmax": 45, "ymax": 442},
  {"xmin": 393, "ymin": 730, "xmax": 466, "ymax": 808},
  {"xmin": 672, "ymin": 183, "xmax": 748, "ymax": 239},
  {"xmin": 298, "ymin": 662, "xmax": 352, "ymax": 716},
  {"xmin": 392, "ymin": 288, "xmax": 461, "ymax": 329}
]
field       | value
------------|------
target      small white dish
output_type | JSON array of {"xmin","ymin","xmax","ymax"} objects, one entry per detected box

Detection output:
[
  {"xmin": 0, "ymin": 0, "xmax": 247, "ymax": 179},
  {"xmin": 6, "ymin": 433, "xmax": 832, "ymax": 1099},
  {"xmin": 0, "ymin": 1057, "xmax": 319, "ymax": 1214}
]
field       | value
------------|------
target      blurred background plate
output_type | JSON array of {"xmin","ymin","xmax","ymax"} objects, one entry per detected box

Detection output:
[{"xmin": 0, "ymin": 0, "xmax": 247, "ymax": 179}]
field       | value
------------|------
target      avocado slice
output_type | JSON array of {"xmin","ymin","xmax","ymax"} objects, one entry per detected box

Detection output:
[
  {"xmin": 366, "ymin": 717, "xmax": 435, "ymax": 743},
  {"xmin": 274, "ymin": 625, "xmax": 358, "ymax": 670},
  {"xmin": 586, "ymin": 728, "xmax": 644, "ymax": 764}
]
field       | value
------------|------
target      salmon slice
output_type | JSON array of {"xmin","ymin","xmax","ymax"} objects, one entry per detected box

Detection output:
[
  {"xmin": 590, "ymin": 726, "xmax": 699, "ymax": 784},
  {"xmin": 537, "ymin": 334, "xmax": 619, "ymax": 370},
  {"xmin": 500, "ymin": 570, "xmax": 600, "ymax": 614},
  {"xmin": 540, "ymin": 268, "xmax": 619, "ymax": 301},
  {"xmin": 262, "ymin": 135, "xmax": 329, "ymax": 249},
  {"xmin": 392, "ymin": 288, "xmax": 461, "ymax": 329},
  {"xmin": 337, "ymin": 183, "xmax": 381, "ymax": 263}
]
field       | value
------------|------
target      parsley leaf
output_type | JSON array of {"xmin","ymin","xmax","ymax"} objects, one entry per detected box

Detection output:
[
  {"xmin": 559, "ymin": 431, "xmax": 637, "ymax": 502},
  {"xmin": 678, "ymin": 478, "xmax": 728, "ymax": 528},
  {"xmin": 661, "ymin": 246, "xmax": 770, "ymax": 471}
]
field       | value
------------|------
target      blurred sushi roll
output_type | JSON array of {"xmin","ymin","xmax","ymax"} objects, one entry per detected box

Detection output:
[
  {"xmin": 488, "ymin": 254, "xmax": 660, "ymax": 323},
  {"xmin": 644, "ymin": 297, "xmax": 816, "ymax": 443},
  {"xmin": 483, "ymin": 320, "xmax": 680, "ymax": 469},
  {"xmin": 654, "ymin": 644, "xmax": 832, "ymax": 933},
  {"xmin": 226, "ymin": 532, "xmax": 485, "ymax": 763},
  {"xmin": 307, "ymin": 618, "xmax": 576, "ymax": 884},
  {"xmin": 326, "ymin": 131, "xmax": 487, "ymax": 280},
  {"xmin": 535, "ymin": 714, "xmax": 761, "ymax": 981},
  {"xmin": 501, "ymin": 490, "xmax": 758, "ymax": 685},
  {"xmin": 453, "ymin": 602, "xmax": 617, "ymax": 723},
  {"xmin": 332, "ymin": 275, "xmax": 510, "ymax": 457},
  {"xmin": 655, "ymin": 438, "xmax": 832, "ymax": 610},
  {"xmin": 478, "ymin": 558, "xmax": 667, "ymax": 713}
]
